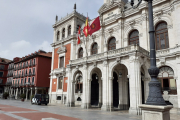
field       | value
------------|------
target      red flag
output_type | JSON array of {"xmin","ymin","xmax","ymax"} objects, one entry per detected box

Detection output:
[
  {"xmin": 77, "ymin": 27, "xmax": 81, "ymax": 44},
  {"xmin": 83, "ymin": 17, "xmax": 89, "ymax": 37},
  {"xmin": 89, "ymin": 16, "xmax": 101, "ymax": 36}
]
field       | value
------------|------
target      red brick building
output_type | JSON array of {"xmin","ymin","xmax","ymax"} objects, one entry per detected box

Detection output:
[
  {"xmin": 0, "ymin": 58, "xmax": 12, "ymax": 94},
  {"xmin": 6, "ymin": 50, "xmax": 52, "ymax": 100}
]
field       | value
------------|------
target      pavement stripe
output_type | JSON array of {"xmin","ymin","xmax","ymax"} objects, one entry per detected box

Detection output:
[{"xmin": 3, "ymin": 112, "xmax": 30, "ymax": 120}]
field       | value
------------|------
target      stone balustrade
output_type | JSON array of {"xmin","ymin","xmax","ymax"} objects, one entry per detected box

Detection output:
[
  {"xmin": 70, "ymin": 45, "xmax": 149, "ymax": 65},
  {"xmin": 156, "ymin": 45, "xmax": 180, "ymax": 57}
]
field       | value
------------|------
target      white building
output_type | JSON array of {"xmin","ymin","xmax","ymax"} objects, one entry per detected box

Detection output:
[{"xmin": 49, "ymin": 0, "xmax": 180, "ymax": 114}]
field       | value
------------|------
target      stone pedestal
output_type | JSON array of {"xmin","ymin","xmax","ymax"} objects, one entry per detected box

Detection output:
[{"xmin": 139, "ymin": 104, "xmax": 173, "ymax": 120}]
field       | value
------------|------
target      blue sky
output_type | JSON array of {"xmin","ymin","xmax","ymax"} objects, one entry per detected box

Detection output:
[{"xmin": 0, "ymin": 0, "xmax": 103, "ymax": 60}]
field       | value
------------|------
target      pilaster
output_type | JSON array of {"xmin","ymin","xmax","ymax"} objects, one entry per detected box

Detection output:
[{"xmin": 129, "ymin": 55, "xmax": 142, "ymax": 115}]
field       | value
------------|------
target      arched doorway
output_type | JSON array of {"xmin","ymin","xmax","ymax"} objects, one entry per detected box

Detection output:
[
  {"xmin": 113, "ymin": 72, "xmax": 119, "ymax": 108},
  {"xmin": 111, "ymin": 64, "xmax": 129, "ymax": 110},
  {"xmin": 91, "ymin": 73, "xmax": 99, "ymax": 106}
]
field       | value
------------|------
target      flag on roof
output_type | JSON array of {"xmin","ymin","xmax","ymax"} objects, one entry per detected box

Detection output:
[
  {"xmin": 89, "ymin": 16, "xmax": 101, "ymax": 36},
  {"xmin": 83, "ymin": 17, "xmax": 89, "ymax": 37},
  {"xmin": 77, "ymin": 27, "xmax": 81, "ymax": 44}
]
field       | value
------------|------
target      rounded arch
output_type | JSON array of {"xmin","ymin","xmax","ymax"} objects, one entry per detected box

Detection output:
[
  {"xmin": 155, "ymin": 21, "xmax": 169, "ymax": 50},
  {"xmin": 91, "ymin": 42, "xmax": 98, "ymax": 55},
  {"xmin": 128, "ymin": 29, "xmax": 139, "ymax": 45},
  {"xmin": 56, "ymin": 31, "xmax": 60, "ymax": 41},
  {"xmin": 88, "ymin": 66, "xmax": 103, "ymax": 80},
  {"xmin": 78, "ymin": 47, "xmax": 83, "ymax": 58},
  {"xmin": 108, "ymin": 37, "xmax": 116, "ymax": 50},
  {"xmin": 140, "ymin": 64, "xmax": 149, "ymax": 78},
  {"xmin": 68, "ymin": 25, "xmax": 71, "ymax": 36},
  {"xmin": 124, "ymin": 24, "xmax": 142, "ymax": 41},
  {"xmin": 72, "ymin": 69, "xmax": 83, "ymax": 81},
  {"xmin": 62, "ymin": 28, "xmax": 65, "ymax": 38},
  {"xmin": 109, "ymin": 61, "xmax": 128, "ymax": 78},
  {"xmin": 154, "ymin": 15, "xmax": 173, "ymax": 27},
  {"xmin": 157, "ymin": 62, "xmax": 177, "ymax": 78}
]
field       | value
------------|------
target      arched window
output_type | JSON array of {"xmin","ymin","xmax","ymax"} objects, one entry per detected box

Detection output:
[
  {"xmin": 129, "ymin": 30, "xmax": 139, "ymax": 45},
  {"xmin": 155, "ymin": 22, "xmax": 169, "ymax": 50},
  {"xmin": 75, "ymin": 76, "xmax": 82, "ymax": 93},
  {"xmin": 158, "ymin": 66, "xmax": 176, "ymax": 94},
  {"xmin": 108, "ymin": 37, "xmax": 116, "ymax": 50},
  {"xmin": 77, "ymin": 25, "xmax": 81, "ymax": 33},
  {"xmin": 78, "ymin": 48, "xmax": 83, "ymax": 58},
  {"xmin": 62, "ymin": 28, "xmax": 65, "ymax": 38},
  {"xmin": 91, "ymin": 43, "xmax": 98, "ymax": 55},
  {"xmin": 57, "ymin": 31, "xmax": 60, "ymax": 41},
  {"xmin": 68, "ymin": 25, "xmax": 71, "ymax": 36}
]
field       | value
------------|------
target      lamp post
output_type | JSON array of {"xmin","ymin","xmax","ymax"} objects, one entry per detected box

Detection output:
[{"xmin": 131, "ymin": 0, "xmax": 166, "ymax": 106}]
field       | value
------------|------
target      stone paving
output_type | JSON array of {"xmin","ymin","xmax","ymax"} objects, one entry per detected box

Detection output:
[{"xmin": 0, "ymin": 99, "xmax": 179, "ymax": 120}]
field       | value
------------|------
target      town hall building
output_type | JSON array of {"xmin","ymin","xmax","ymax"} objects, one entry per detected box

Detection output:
[{"xmin": 49, "ymin": 0, "xmax": 180, "ymax": 114}]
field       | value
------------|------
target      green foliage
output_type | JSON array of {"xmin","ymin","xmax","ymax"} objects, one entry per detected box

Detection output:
[
  {"xmin": 20, "ymin": 94, "xmax": 26, "ymax": 99},
  {"xmin": 3, "ymin": 92, "xmax": 9, "ymax": 98}
]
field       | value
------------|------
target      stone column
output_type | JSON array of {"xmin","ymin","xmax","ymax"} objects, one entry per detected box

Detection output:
[
  {"xmin": 66, "ymin": 65, "xmax": 72, "ymax": 107},
  {"xmin": 81, "ymin": 64, "xmax": 88, "ymax": 109},
  {"xmin": 25, "ymin": 88, "xmax": 28, "ymax": 101},
  {"xmin": 10, "ymin": 88, "xmax": 13, "ymax": 96},
  {"xmin": 30, "ymin": 88, "xmax": 32, "ymax": 99},
  {"xmin": 109, "ymin": 77, "xmax": 114, "ymax": 111},
  {"xmin": 118, "ymin": 78, "xmax": 123, "ymax": 109},
  {"xmin": 99, "ymin": 79, "xmax": 102, "ymax": 107},
  {"xmin": 129, "ymin": 55, "xmax": 142, "ymax": 115},
  {"xmin": 15, "ymin": 88, "xmax": 18, "ymax": 99},
  {"xmin": 87, "ymin": 79, "xmax": 91, "ymax": 108},
  {"xmin": 101, "ymin": 60, "xmax": 109, "ymax": 111},
  {"xmin": 176, "ymin": 58, "xmax": 180, "ymax": 111},
  {"xmin": 70, "ymin": 80, "xmax": 75, "ymax": 107}
]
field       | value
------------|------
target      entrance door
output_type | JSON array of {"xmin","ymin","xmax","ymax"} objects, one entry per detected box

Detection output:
[
  {"xmin": 91, "ymin": 74, "xmax": 99, "ymax": 106},
  {"xmin": 113, "ymin": 72, "xmax": 119, "ymax": 108}
]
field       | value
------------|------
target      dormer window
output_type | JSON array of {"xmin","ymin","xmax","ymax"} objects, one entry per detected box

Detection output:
[{"xmin": 62, "ymin": 28, "xmax": 65, "ymax": 38}]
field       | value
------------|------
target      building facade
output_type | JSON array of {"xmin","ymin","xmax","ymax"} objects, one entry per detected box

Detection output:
[
  {"xmin": 6, "ymin": 50, "xmax": 52, "ymax": 100},
  {"xmin": 0, "ymin": 58, "xmax": 12, "ymax": 94},
  {"xmin": 49, "ymin": 0, "xmax": 180, "ymax": 114}
]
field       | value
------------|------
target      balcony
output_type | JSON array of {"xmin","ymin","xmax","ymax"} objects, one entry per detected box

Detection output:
[
  {"xmin": 26, "ymin": 82, "xmax": 30, "ymax": 86},
  {"xmin": 156, "ymin": 45, "xmax": 180, "ymax": 57},
  {"xmin": 69, "ymin": 45, "xmax": 149, "ymax": 65},
  {"xmin": 53, "ymin": 67, "xmax": 66, "ymax": 76}
]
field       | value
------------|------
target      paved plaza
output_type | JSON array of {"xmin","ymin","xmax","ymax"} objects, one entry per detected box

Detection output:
[{"xmin": 0, "ymin": 99, "xmax": 179, "ymax": 120}]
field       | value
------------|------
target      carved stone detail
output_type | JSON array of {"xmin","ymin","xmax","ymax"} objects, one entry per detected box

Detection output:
[
  {"xmin": 159, "ymin": 58, "xmax": 166, "ymax": 65},
  {"xmin": 57, "ymin": 45, "xmax": 67, "ymax": 54},
  {"xmin": 103, "ymin": 60, "xmax": 108, "ymax": 67},
  {"xmin": 129, "ymin": 20, "xmax": 135, "ymax": 29}
]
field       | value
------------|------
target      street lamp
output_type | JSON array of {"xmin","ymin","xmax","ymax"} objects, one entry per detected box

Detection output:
[{"xmin": 131, "ymin": 0, "xmax": 166, "ymax": 106}]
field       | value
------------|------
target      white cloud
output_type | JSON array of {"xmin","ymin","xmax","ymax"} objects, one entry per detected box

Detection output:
[
  {"xmin": 0, "ymin": 40, "xmax": 52, "ymax": 60},
  {"xmin": 10, "ymin": 40, "xmax": 31, "ymax": 50},
  {"xmin": 36, "ymin": 41, "xmax": 52, "ymax": 52}
]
